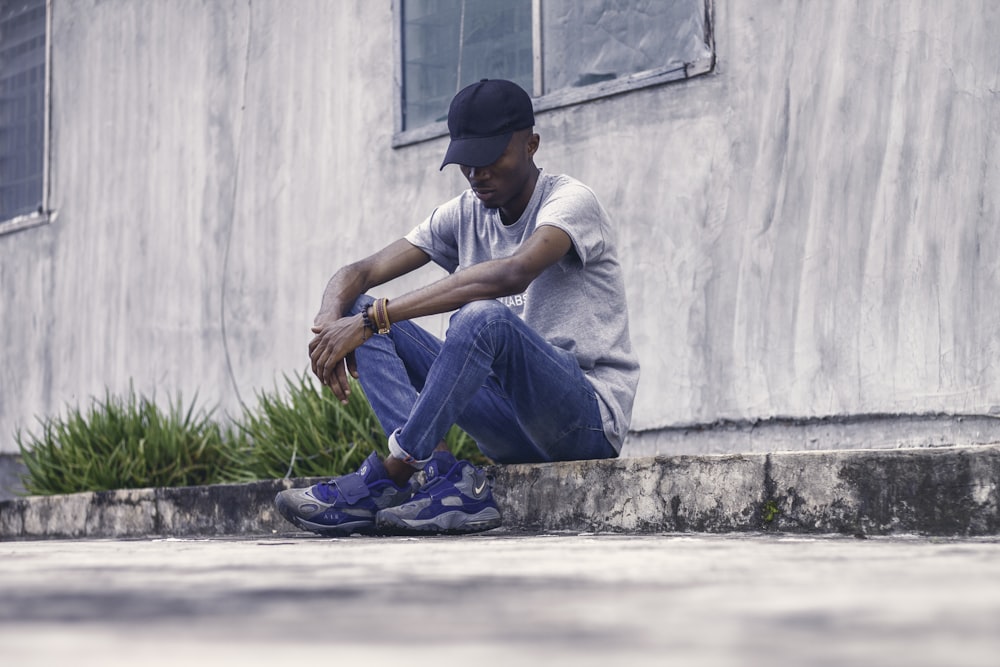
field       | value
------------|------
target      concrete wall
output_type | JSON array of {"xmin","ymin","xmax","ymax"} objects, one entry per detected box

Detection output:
[{"xmin": 2, "ymin": 0, "xmax": 999, "ymax": 456}]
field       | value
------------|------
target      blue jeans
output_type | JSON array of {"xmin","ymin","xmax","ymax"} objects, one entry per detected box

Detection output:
[{"xmin": 350, "ymin": 296, "xmax": 617, "ymax": 466}]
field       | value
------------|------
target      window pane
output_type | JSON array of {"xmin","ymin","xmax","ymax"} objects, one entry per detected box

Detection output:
[
  {"xmin": 0, "ymin": 0, "xmax": 46, "ymax": 220},
  {"xmin": 402, "ymin": 0, "xmax": 532, "ymax": 130},
  {"xmin": 540, "ymin": 0, "xmax": 711, "ymax": 93}
]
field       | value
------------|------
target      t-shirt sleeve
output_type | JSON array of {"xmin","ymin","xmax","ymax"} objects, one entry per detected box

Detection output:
[
  {"xmin": 535, "ymin": 181, "xmax": 607, "ymax": 269},
  {"xmin": 404, "ymin": 196, "xmax": 462, "ymax": 273}
]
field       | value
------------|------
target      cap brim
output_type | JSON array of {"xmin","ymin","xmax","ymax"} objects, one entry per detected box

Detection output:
[{"xmin": 439, "ymin": 132, "xmax": 512, "ymax": 170}]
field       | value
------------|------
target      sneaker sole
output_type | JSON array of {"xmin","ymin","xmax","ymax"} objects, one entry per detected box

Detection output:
[
  {"xmin": 274, "ymin": 492, "xmax": 375, "ymax": 537},
  {"xmin": 376, "ymin": 507, "xmax": 502, "ymax": 535},
  {"xmin": 294, "ymin": 516, "xmax": 375, "ymax": 537}
]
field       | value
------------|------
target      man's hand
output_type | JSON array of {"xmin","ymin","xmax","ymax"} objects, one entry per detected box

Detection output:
[
  {"xmin": 307, "ymin": 240, "xmax": 431, "ymax": 399},
  {"xmin": 308, "ymin": 313, "xmax": 366, "ymax": 402}
]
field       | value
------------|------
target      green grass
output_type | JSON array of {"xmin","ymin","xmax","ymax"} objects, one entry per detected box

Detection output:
[
  {"xmin": 225, "ymin": 371, "xmax": 488, "ymax": 481},
  {"xmin": 17, "ymin": 372, "xmax": 489, "ymax": 495},
  {"xmin": 223, "ymin": 372, "xmax": 389, "ymax": 482},
  {"xmin": 17, "ymin": 386, "xmax": 236, "ymax": 495}
]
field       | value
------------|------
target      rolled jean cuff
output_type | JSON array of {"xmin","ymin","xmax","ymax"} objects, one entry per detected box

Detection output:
[{"xmin": 387, "ymin": 429, "xmax": 433, "ymax": 470}]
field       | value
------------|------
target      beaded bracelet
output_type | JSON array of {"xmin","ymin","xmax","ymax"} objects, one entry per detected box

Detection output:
[{"xmin": 360, "ymin": 307, "xmax": 375, "ymax": 341}]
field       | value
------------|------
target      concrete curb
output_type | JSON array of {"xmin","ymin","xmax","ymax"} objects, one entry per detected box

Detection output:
[
  {"xmin": 495, "ymin": 445, "xmax": 1000, "ymax": 535},
  {"xmin": 2, "ymin": 445, "xmax": 998, "ymax": 539}
]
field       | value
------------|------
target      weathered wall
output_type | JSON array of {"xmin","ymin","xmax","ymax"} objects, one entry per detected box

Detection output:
[{"xmin": 1, "ymin": 0, "xmax": 999, "ymax": 455}]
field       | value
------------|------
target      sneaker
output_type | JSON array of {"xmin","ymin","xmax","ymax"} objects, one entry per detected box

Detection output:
[
  {"xmin": 274, "ymin": 451, "xmax": 412, "ymax": 536},
  {"xmin": 375, "ymin": 450, "xmax": 501, "ymax": 535}
]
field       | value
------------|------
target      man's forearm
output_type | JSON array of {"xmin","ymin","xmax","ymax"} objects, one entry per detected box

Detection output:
[
  {"xmin": 376, "ymin": 225, "xmax": 571, "ymax": 325},
  {"xmin": 380, "ymin": 257, "xmax": 528, "ymax": 324},
  {"xmin": 315, "ymin": 239, "xmax": 434, "ymax": 324},
  {"xmin": 317, "ymin": 264, "xmax": 368, "ymax": 321}
]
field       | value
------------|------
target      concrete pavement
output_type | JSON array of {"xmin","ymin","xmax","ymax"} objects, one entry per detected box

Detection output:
[
  {"xmin": 1, "ymin": 533, "xmax": 999, "ymax": 667},
  {"xmin": 5, "ymin": 436, "xmax": 998, "ymax": 666}
]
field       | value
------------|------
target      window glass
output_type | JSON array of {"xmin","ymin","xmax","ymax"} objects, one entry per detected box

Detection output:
[
  {"xmin": 0, "ymin": 0, "xmax": 46, "ymax": 222},
  {"xmin": 398, "ymin": 0, "xmax": 714, "ymax": 137},
  {"xmin": 540, "ymin": 0, "xmax": 712, "ymax": 93},
  {"xmin": 402, "ymin": 0, "xmax": 533, "ymax": 130}
]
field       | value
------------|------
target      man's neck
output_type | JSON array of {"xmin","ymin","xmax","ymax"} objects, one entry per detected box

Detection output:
[{"xmin": 499, "ymin": 166, "xmax": 540, "ymax": 226}]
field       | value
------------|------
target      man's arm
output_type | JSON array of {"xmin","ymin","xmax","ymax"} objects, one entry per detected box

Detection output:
[
  {"xmin": 387, "ymin": 224, "xmax": 572, "ymax": 322},
  {"xmin": 313, "ymin": 238, "xmax": 431, "ymax": 328},
  {"xmin": 310, "ymin": 226, "xmax": 572, "ymax": 400},
  {"xmin": 309, "ymin": 239, "xmax": 429, "ymax": 398}
]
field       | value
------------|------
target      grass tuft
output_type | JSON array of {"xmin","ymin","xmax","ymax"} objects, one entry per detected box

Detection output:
[
  {"xmin": 17, "ymin": 371, "xmax": 489, "ymax": 494},
  {"xmin": 224, "ymin": 372, "xmax": 388, "ymax": 482},
  {"xmin": 17, "ymin": 385, "xmax": 236, "ymax": 495}
]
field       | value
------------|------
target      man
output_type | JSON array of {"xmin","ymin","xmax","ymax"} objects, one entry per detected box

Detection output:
[{"xmin": 275, "ymin": 79, "xmax": 639, "ymax": 536}]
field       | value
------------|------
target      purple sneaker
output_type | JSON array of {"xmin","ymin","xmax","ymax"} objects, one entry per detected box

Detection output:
[
  {"xmin": 275, "ymin": 451, "xmax": 412, "ymax": 536},
  {"xmin": 375, "ymin": 450, "xmax": 501, "ymax": 535}
]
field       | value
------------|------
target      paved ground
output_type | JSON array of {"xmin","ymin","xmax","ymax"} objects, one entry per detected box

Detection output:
[{"xmin": 2, "ymin": 532, "xmax": 999, "ymax": 666}]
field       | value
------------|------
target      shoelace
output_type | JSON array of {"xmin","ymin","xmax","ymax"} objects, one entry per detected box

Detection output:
[
  {"xmin": 312, "ymin": 480, "xmax": 340, "ymax": 503},
  {"xmin": 413, "ymin": 462, "xmax": 463, "ymax": 499}
]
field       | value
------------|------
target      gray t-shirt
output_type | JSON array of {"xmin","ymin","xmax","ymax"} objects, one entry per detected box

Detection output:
[{"xmin": 404, "ymin": 171, "xmax": 639, "ymax": 452}]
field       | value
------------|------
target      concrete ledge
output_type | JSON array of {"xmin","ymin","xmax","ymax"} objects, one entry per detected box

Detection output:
[
  {"xmin": 0, "ymin": 478, "xmax": 310, "ymax": 540},
  {"xmin": 1, "ymin": 445, "xmax": 998, "ymax": 539},
  {"xmin": 496, "ymin": 445, "xmax": 1000, "ymax": 535},
  {"xmin": 622, "ymin": 414, "xmax": 1000, "ymax": 456}
]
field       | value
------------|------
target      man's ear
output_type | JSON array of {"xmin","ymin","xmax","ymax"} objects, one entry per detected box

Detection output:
[{"xmin": 527, "ymin": 132, "xmax": 540, "ymax": 158}]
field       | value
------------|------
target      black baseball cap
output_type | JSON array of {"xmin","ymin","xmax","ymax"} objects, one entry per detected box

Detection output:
[{"xmin": 440, "ymin": 79, "xmax": 535, "ymax": 170}]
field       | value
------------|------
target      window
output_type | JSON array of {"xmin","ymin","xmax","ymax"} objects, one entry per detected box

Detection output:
[
  {"xmin": 0, "ymin": 0, "xmax": 48, "ymax": 233},
  {"xmin": 395, "ymin": 0, "xmax": 715, "ymax": 144},
  {"xmin": 401, "ymin": 2, "xmax": 533, "ymax": 130}
]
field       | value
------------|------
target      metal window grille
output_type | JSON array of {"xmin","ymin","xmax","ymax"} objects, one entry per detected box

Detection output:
[{"xmin": 0, "ymin": 0, "xmax": 46, "ymax": 222}]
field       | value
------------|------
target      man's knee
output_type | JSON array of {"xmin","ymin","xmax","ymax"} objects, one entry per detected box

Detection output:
[
  {"xmin": 448, "ymin": 299, "xmax": 513, "ymax": 333},
  {"xmin": 346, "ymin": 294, "xmax": 375, "ymax": 316}
]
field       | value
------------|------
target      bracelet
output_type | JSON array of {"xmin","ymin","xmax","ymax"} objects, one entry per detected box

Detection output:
[
  {"xmin": 360, "ymin": 308, "xmax": 374, "ymax": 341},
  {"xmin": 372, "ymin": 297, "xmax": 391, "ymax": 335}
]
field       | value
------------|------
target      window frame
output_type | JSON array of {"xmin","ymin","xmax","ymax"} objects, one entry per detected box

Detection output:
[
  {"xmin": 0, "ymin": 0, "xmax": 53, "ymax": 236},
  {"xmin": 392, "ymin": 0, "xmax": 716, "ymax": 148}
]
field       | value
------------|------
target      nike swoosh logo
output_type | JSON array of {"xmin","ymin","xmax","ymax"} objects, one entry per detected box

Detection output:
[{"xmin": 473, "ymin": 478, "xmax": 488, "ymax": 496}]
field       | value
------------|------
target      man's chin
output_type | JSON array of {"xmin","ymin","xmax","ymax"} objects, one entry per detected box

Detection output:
[{"xmin": 473, "ymin": 189, "xmax": 502, "ymax": 208}]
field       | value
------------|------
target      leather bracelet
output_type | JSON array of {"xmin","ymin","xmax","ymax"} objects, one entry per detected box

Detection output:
[{"xmin": 372, "ymin": 297, "xmax": 391, "ymax": 335}]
